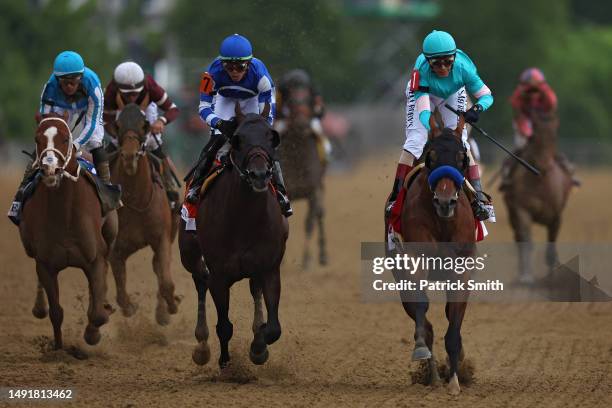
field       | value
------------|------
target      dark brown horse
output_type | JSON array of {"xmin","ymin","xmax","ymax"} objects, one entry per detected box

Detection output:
[
  {"xmin": 277, "ymin": 86, "xmax": 327, "ymax": 267},
  {"xmin": 20, "ymin": 113, "xmax": 118, "ymax": 349},
  {"xmin": 502, "ymin": 112, "xmax": 573, "ymax": 283},
  {"xmin": 390, "ymin": 115, "xmax": 474, "ymax": 395},
  {"xmin": 179, "ymin": 107, "xmax": 288, "ymax": 369},
  {"xmin": 109, "ymin": 103, "xmax": 180, "ymax": 325}
]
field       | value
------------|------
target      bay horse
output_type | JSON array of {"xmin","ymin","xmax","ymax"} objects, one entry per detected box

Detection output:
[
  {"xmin": 109, "ymin": 103, "xmax": 180, "ymax": 325},
  {"xmin": 21, "ymin": 112, "xmax": 118, "ymax": 349},
  {"xmin": 390, "ymin": 114, "xmax": 475, "ymax": 395},
  {"xmin": 179, "ymin": 105, "xmax": 288, "ymax": 369},
  {"xmin": 277, "ymin": 85, "xmax": 327, "ymax": 268},
  {"xmin": 502, "ymin": 111, "xmax": 573, "ymax": 283}
]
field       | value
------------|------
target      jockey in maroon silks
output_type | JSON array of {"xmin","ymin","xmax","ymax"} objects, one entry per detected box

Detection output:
[
  {"xmin": 504, "ymin": 67, "xmax": 579, "ymax": 186},
  {"xmin": 104, "ymin": 61, "xmax": 182, "ymax": 208}
]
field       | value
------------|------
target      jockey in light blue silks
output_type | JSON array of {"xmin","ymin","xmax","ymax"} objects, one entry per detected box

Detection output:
[
  {"xmin": 185, "ymin": 34, "xmax": 292, "ymax": 217},
  {"xmin": 386, "ymin": 30, "xmax": 495, "ymax": 222},
  {"xmin": 8, "ymin": 51, "xmax": 110, "ymax": 226}
]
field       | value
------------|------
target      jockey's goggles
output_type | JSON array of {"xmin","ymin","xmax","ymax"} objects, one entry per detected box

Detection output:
[
  {"xmin": 118, "ymin": 80, "xmax": 145, "ymax": 93},
  {"xmin": 427, "ymin": 55, "xmax": 456, "ymax": 68},
  {"xmin": 222, "ymin": 60, "xmax": 249, "ymax": 73},
  {"xmin": 56, "ymin": 74, "xmax": 82, "ymax": 84}
]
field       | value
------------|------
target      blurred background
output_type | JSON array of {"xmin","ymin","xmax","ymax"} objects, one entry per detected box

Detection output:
[{"xmin": 1, "ymin": 0, "xmax": 612, "ymax": 168}]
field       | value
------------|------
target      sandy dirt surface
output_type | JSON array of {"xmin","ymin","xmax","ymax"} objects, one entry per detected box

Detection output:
[{"xmin": 0, "ymin": 155, "xmax": 611, "ymax": 407}]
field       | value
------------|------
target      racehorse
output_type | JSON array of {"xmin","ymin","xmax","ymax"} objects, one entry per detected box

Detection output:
[
  {"xmin": 20, "ymin": 112, "xmax": 118, "ymax": 349},
  {"xmin": 109, "ymin": 103, "xmax": 180, "ymax": 325},
  {"xmin": 179, "ymin": 104, "xmax": 288, "ymax": 369},
  {"xmin": 502, "ymin": 112, "xmax": 573, "ymax": 283},
  {"xmin": 277, "ymin": 85, "xmax": 327, "ymax": 268},
  {"xmin": 390, "ymin": 113, "xmax": 475, "ymax": 395}
]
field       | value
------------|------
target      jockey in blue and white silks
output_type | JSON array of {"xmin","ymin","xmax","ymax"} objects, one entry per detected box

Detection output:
[
  {"xmin": 38, "ymin": 51, "xmax": 111, "ymax": 184},
  {"xmin": 386, "ymin": 30, "xmax": 495, "ymax": 223},
  {"xmin": 185, "ymin": 34, "xmax": 292, "ymax": 217}
]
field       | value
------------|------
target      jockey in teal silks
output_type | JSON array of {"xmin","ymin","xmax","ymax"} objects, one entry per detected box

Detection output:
[{"xmin": 386, "ymin": 30, "xmax": 495, "ymax": 223}]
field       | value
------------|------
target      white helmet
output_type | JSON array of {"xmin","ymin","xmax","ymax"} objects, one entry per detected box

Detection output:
[{"xmin": 114, "ymin": 61, "xmax": 145, "ymax": 93}]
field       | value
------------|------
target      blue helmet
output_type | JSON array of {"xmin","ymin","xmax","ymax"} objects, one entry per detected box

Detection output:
[
  {"xmin": 53, "ymin": 51, "xmax": 85, "ymax": 77},
  {"xmin": 422, "ymin": 30, "xmax": 457, "ymax": 58},
  {"xmin": 219, "ymin": 34, "xmax": 253, "ymax": 61}
]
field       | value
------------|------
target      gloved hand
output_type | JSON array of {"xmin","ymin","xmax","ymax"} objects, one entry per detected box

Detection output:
[
  {"xmin": 464, "ymin": 104, "xmax": 483, "ymax": 124},
  {"xmin": 215, "ymin": 118, "xmax": 238, "ymax": 136}
]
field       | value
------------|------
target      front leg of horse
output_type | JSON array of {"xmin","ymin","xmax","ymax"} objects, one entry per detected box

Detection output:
[
  {"xmin": 546, "ymin": 216, "xmax": 561, "ymax": 279},
  {"xmin": 315, "ymin": 191, "xmax": 328, "ymax": 266},
  {"xmin": 83, "ymin": 257, "xmax": 114, "ymax": 346},
  {"xmin": 249, "ymin": 278, "xmax": 268, "ymax": 365},
  {"xmin": 251, "ymin": 269, "xmax": 282, "ymax": 366},
  {"xmin": 191, "ymin": 267, "xmax": 211, "ymax": 365},
  {"xmin": 444, "ymin": 301, "xmax": 468, "ymax": 395},
  {"xmin": 152, "ymin": 238, "xmax": 179, "ymax": 326},
  {"xmin": 302, "ymin": 196, "xmax": 316, "ymax": 269},
  {"xmin": 32, "ymin": 279, "xmax": 48, "ymax": 319},
  {"xmin": 209, "ymin": 274, "xmax": 233, "ymax": 369},
  {"xmin": 36, "ymin": 262, "xmax": 63, "ymax": 349},
  {"xmin": 509, "ymin": 208, "xmax": 534, "ymax": 284},
  {"xmin": 109, "ymin": 251, "xmax": 138, "ymax": 317}
]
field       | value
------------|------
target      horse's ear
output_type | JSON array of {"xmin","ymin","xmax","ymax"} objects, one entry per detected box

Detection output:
[
  {"xmin": 455, "ymin": 113, "xmax": 465, "ymax": 139},
  {"xmin": 261, "ymin": 102, "xmax": 271, "ymax": 120},
  {"xmin": 139, "ymin": 92, "xmax": 150, "ymax": 111},
  {"xmin": 143, "ymin": 119, "xmax": 150, "ymax": 135},
  {"xmin": 229, "ymin": 133, "xmax": 241, "ymax": 151},
  {"xmin": 428, "ymin": 112, "xmax": 440, "ymax": 139},
  {"xmin": 116, "ymin": 92, "xmax": 125, "ymax": 111},
  {"xmin": 271, "ymin": 129, "xmax": 281, "ymax": 149},
  {"xmin": 35, "ymin": 112, "xmax": 42, "ymax": 124},
  {"xmin": 234, "ymin": 102, "xmax": 245, "ymax": 123},
  {"xmin": 62, "ymin": 110, "xmax": 70, "ymax": 122}
]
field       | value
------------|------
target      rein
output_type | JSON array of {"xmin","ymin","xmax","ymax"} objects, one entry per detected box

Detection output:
[
  {"xmin": 230, "ymin": 147, "xmax": 273, "ymax": 184},
  {"xmin": 34, "ymin": 117, "xmax": 81, "ymax": 182}
]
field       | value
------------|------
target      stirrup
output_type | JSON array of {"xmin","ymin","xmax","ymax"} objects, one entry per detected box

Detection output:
[
  {"xmin": 385, "ymin": 200, "xmax": 395, "ymax": 218},
  {"xmin": 185, "ymin": 187, "xmax": 201, "ymax": 204},
  {"xmin": 277, "ymin": 191, "xmax": 293, "ymax": 217},
  {"xmin": 472, "ymin": 200, "xmax": 496, "ymax": 223}
]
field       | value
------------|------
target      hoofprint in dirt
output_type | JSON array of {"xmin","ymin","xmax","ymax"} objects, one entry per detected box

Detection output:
[{"xmin": 0, "ymin": 160, "xmax": 611, "ymax": 407}]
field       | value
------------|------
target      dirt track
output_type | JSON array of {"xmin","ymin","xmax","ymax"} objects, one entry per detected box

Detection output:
[{"xmin": 0, "ymin": 155, "xmax": 611, "ymax": 407}]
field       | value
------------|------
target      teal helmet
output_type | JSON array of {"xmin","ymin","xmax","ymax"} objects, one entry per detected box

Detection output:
[
  {"xmin": 53, "ymin": 51, "xmax": 85, "ymax": 77},
  {"xmin": 422, "ymin": 30, "xmax": 457, "ymax": 58},
  {"xmin": 219, "ymin": 34, "xmax": 253, "ymax": 61}
]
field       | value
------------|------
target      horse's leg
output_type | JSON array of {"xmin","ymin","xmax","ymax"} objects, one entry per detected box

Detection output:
[
  {"xmin": 109, "ymin": 249, "xmax": 138, "ymax": 317},
  {"xmin": 250, "ymin": 267, "xmax": 282, "ymax": 365},
  {"xmin": 209, "ymin": 274, "xmax": 233, "ymax": 369},
  {"xmin": 102, "ymin": 210, "xmax": 118, "ymax": 255},
  {"xmin": 546, "ymin": 216, "xmax": 561, "ymax": 274},
  {"xmin": 83, "ymin": 256, "xmax": 113, "ymax": 346},
  {"xmin": 509, "ymin": 207, "xmax": 534, "ymax": 283},
  {"xmin": 249, "ymin": 277, "xmax": 268, "ymax": 365},
  {"xmin": 302, "ymin": 195, "xmax": 316, "ymax": 269},
  {"xmin": 152, "ymin": 237, "xmax": 178, "ymax": 326},
  {"xmin": 315, "ymin": 188, "xmax": 328, "ymax": 266},
  {"xmin": 444, "ymin": 298, "xmax": 469, "ymax": 395},
  {"xmin": 32, "ymin": 278, "xmax": 48, "ymax": 319},
  {"xmin": 36, "ymin": 262, "xmax": 63, "ymax": 349}
]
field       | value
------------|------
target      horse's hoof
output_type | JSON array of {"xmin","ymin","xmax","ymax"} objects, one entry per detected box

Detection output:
[
  {"xmin": 518, "ymin": 274, "xmax": 535, "ymax": 285},
  {"xmin": 167, "ymin": 301, "xmax": 179, "ymax": 315},
  {"xmin": 32, "ymin": 306, "xmax": 48, "ymax": 319},
  {"xmin": 249, "ymin": 346, "xmax": 269, "ymax": 365},
  {"xmin": 156, "ymin": 305, "xmax": 170, "ymax": 326},
  {"xmin": 103, "ymin": 303, "xmax": 116, "ymax": 315},
  {"xmin": 121, "ymin": 302, "xmax": 138, "ymax": 317},
  {"xmin": 411, "ymin": 346, "xmax": 432, "ymax": 361},
  {"xmin": 319, "ymin": 255, "xmax": 328, "ymax": 266},
  {"xmin": 447, "ymin": 374, "xmax": 461, "ymax": 395},
  {"xmin": 192, "ymin": 342, "xmax": 211, "ymax": 366},
  {"xmin": 84, "ymin": 325, "xmax": 101, "ymax": 345}
]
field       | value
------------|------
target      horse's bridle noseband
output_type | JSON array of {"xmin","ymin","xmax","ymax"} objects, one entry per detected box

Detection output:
[{"xmin": 230, "ymin": 146, "xmax": 274, "ymax": 185}]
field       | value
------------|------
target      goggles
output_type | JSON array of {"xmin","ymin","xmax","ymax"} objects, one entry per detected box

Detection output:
[
  {"xmin": 427, "ymin": 55, "xmax": 456, "ymax": 69},
  {"xmin": 222, "ymin": 61, "xmax": 249, "ymax": 73}
]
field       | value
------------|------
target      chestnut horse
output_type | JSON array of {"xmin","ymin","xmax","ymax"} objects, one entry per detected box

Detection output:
[
  {"xmin": 20, "ymin": 113, "xmax": 118, "ymax": 349},
  {"xmin": 179, "ymin": 107, "xmax": 288, "ymax": 369},
  {"xmin": 277, "ymin": 86, "xmax": 327, "ymax": 268},
  {"xmin": 390, "ymin": 114, "xmax": 475, "ymax": 395},
  {"xmin": 109, "ymin": 103, "xmax": 180, "ymax": 325},
  {"xmin": 502, "ymin": 112, "xmax": 573, "ymax": 283}
]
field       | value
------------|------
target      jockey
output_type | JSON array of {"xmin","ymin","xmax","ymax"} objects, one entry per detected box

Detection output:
[
  {"xmin": 275, "ymin": 69, "xmax": 332, "ymax": 160},
  {"xmin": 386, "ymin": 30, "xmax": 495, "ymax": 222},
  {"xmin": 507, "ymin": 67, "xmax": 579, "ymax": 185},
  {"xmin": 8, "ymin": 51, "xmax": 107, "ymax": 225},
  {"xmin": 186, "ymin": 33, "xmax": 293, "ymax": 217},
  {"xmin": 103, "ymin": 61, "xmax": 181, "ymax": 208}
]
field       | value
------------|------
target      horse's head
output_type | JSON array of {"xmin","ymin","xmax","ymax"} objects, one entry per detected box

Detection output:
[
  {"xmin": 424, "ymin": 112, "xmax": 468, "ymax": 218},
  {"xmin": 229, "ymin": 103, "xmax": 280, "ymax": 192},
  {"xmin": 287, "ymin": 86, "xmax": 314, "ymax": 128},
  {"xmin": 35, "ymin": 112, "xmax": 75, "ymax": 188},
  {"xmin": 116, "ymin": 101, "xmax": 149, "ymax": 175}
]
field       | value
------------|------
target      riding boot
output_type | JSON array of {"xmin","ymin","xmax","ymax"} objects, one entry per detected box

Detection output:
[
  {"xmin": 468, "ymin": 165, "xmax": 495, "ymax": 222},
  {"xmin": 272, "ymin": 160, "xmax": 293, "ymax": 217},
  {"xmin": 152, "ymin": 146, "xmax": 181, "ymax": 210},
  {"xmin": 7, "ymin": 159, "xmax": 37, "ymax": 226},
  {"xmin": 185, "ymin": 134, "xmax": 226, "ymax": 204},
  {"xmin": 555, "ymin": 152, "xmax": 581, "ymax": 186},
  {"xmin": 91, "ymin": 146, "xmax": 112, "ymax": 184},
  {"xmin": 385, "ymin": 163, "xmax": 412, "ymax": 217}
]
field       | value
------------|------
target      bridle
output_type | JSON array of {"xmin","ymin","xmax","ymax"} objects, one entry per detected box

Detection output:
[
  {"xmin": 33, "ymin": 117, "xmax": 80, "ymax": 182},
  {"xmin": 118, "ymin": 109, "xmax": 148, "ymax": 159},
  {"xmin": 230, "ymin": 145, "xmax": 273, "ymax": 187}
]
